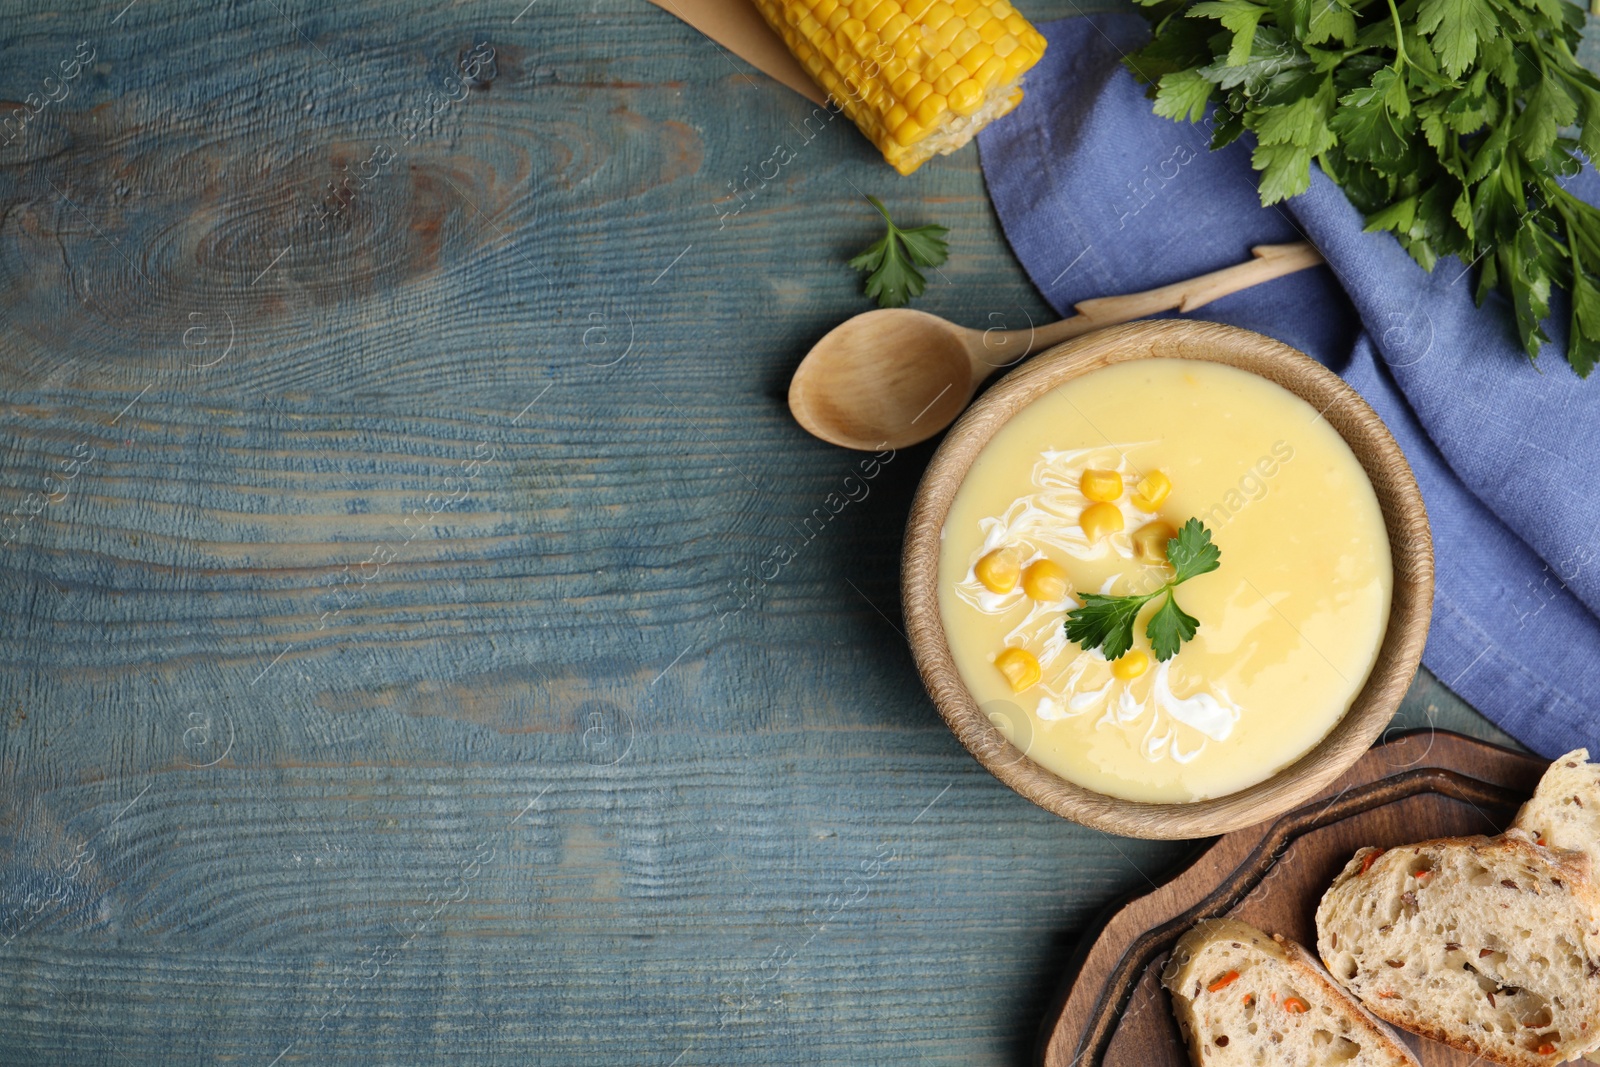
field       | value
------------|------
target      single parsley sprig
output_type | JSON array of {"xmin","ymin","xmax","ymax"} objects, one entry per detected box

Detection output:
[
  {"xmin": 1064, "ymin": 517, "xmax": 1221, "ymax": 662},
  {"xmin": 1127, "ymin": 0, "xmax": 1600, "ymax": 376},
  {"xmin": 848, "ymin": 196, "xmax": 950, "ymax": 308}
]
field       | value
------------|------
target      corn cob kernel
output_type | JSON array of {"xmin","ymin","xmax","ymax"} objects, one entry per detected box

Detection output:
[{"xmin": 949, "ymin": 80, "xmax": 983, "ymax": 116}]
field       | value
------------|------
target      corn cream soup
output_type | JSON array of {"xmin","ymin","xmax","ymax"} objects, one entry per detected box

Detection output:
[{"xmin": 938, "ymin": 359, "xmax": 1391, "ymax": 803}]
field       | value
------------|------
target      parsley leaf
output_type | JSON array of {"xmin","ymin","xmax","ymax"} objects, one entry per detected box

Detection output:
[
  {"xmin": 1063, "ymin": 592, "xmax": 1150, "ymax": 661},
  {"xmin": 1416, "ymin": 0, "xmax": 1494, "ymax": 78},
  {"xmin": 1126, "ymin": 0, "xmax": 1600, "ymax": 377},
  {"xmin": 1165, "ymin": 517, "xmax": 1223, "ymax": 583},
  {"xmin": 1062, "ymin": 518, "xmax": 1223, "ymax": 663},
  {"xmin": 1155, "ymin": 68, "xmax": 1217, "ymax": 122},
  {"xmin": 847, "ymin": 196, "xmax": 949, "ymax": 308},
  {"xmin": 1147, "ymin": 591, "xmax": 1202, "ymax": 661},
  {"xmin": 1187, "ymin": 0, "xmax": 1269, "ymax": 66}
]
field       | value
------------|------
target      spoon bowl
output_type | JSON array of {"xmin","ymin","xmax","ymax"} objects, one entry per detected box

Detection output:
[{"xmin": 788, "ymin": 308, "xmax": 978, "ymax": 450}]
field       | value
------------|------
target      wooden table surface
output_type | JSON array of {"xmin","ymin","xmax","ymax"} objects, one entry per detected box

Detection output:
[{"xmin": 0, "ymin": 0, "xmax": 1531, "ymax": 1063}]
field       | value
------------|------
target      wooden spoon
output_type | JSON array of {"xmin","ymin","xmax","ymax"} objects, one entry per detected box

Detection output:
[{"xmin": 788, "ymin": 241, "xmax": 1326, "ymax": 451}]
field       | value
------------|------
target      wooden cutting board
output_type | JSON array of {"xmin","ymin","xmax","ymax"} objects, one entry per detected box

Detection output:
[{"xmin": 1037, "ymin": 731, "xmax": 1549, "ymax": 1067}]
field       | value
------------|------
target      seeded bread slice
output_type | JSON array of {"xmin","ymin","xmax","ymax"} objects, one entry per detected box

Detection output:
[
  {"xmin": 1515, "ymin": 749, "xmax": 1600, "ymax": 854},
  {"xmin": 1315, "ymin": 833, "xmax": 1600, "ymax": 1066},
  {"xmin": 1163, "ymin": 918, "xmax": 1420, "ymax": 1066}
]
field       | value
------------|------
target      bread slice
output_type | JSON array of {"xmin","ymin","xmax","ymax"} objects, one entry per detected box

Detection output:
[
  {"xmin": 1516, "ymin": 749, "xmax": 1600, "ymax": 854},
  {"xmin": 1163, "ymin": 917, "xmax": 1420, "ymax": 1066},
  {"xmin": 1515, "ymin": 749, "xmax": 1600, "ymax": 1065},
  {"xmin": 1316, "ymin": 834, "xmax": 1600, "ymax": 1065}
]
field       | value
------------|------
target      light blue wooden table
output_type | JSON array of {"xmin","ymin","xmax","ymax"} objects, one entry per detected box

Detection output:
[{"xmin": 0, "ymin": 0, "xmax": 1528, "ymax": 1063}]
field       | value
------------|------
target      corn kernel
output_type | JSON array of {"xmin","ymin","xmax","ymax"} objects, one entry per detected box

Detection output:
[
  {"xmin": 1132, "ymin": 520, "xmax": 1178, "ymax": 564},
  {"xmin": 1131, "ymin": 470, "xmax": 1172, "ymax": 512},
  {"xmin": 933, "ymin": 66, "xmax": 963, "ymax": 96},
  {"xmin": 1080, "ymin": 504, "xmax": 1125, "ymax": 544},
  {"xmin": 1021, "ymin": 559, "xmax": 1069, "ymax": 602},
  {"xmin": 948, "ymin": 78, "xmax": 984, "ymax": 116},
  {"xmin": 894, "ymin": 117, "xmax": 924, "ymax": 146},
  {"xmin": 994, "ymin": 647, "xmax": 1041, "ymax": 692},
  {"xmin": 974, "ymin": 546, "xmax": 1021, "ymax": 593},
  {"xmin": 915, "ymin": 92, "xmax": 947, "ymax": 126},
  {"xmin": 1079, "ymin": 468, "xmax": 1123, "ymax": 502},
  {"xmin": 974, "ymin": 54, "xmax": 1006, "ymax": 84},
  {"xmin": 1112, "ymin": 650, "xmax": 1150, "ymax": 681},
  {"xmin": 978, "ymin": 17, "xmax": 1005, "ymax": 43},
  {"xmin": 865, "ymin": 2, "xmax": 893, "ymax": 31},
  {"xmin": 962, "ymin": 41, "xmax": 993, "ymax": 71},
  {"xmin": 1079, "ymin": 502, "xmax": 1124, "ymax": 542},
  {"xmin": 994, "ymin": 32, "xmax": 1016, "ymax": 56}
]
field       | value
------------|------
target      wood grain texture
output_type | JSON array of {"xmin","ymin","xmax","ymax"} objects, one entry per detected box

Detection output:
[
  {"xmin": 0, "ymin": 0, "xmax": 1538, "ymax": 1064},
  {"xmin": 1037, "ymin": 732, "xmax": 1547, "ymax": 1067},
  {"xmin": 903, "ymin": 321, "xmax": 1432, "ymax": 839}
]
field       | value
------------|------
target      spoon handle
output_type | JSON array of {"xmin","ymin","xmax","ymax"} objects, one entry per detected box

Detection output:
[{"xmin": 984, "ymin": 241, "xmax": 1325, "ymax": 366}]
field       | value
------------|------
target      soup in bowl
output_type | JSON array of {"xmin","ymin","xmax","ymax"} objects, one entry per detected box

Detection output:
[{"xmin": 901, "ymin": 321, "xmax": 1431, "ymax": 839}]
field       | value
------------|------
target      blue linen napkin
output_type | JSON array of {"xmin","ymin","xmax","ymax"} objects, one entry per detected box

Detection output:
[{"xmin": 976, "ymin": 12, "xmax": 1600, "ymax": 758}]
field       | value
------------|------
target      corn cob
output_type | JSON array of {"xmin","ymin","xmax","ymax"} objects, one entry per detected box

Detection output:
[{"xmin": 749, "ymin": 0, "xmax": 1047, "ymax": 174}]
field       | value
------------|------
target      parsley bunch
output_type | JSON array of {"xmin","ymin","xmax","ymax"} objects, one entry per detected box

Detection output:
[
  {"xmin": 1064, "ymin": 518, "xmax": 1222, "ymax": 661},
  {"xmin": 1128, "ymin": 0, "xmax": 1600, "ymax": 375},
  {"xmin": 849, "ymin": 196, "xmax": 950, "ymax": 308}
]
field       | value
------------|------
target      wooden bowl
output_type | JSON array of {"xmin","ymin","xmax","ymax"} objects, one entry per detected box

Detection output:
[{"xmin": 901, "ymin": 320, "xmax": 1433, "ymax": 840}]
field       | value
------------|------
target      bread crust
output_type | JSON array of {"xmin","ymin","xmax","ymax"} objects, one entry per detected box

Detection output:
[
  {"xmin": 1514, "ymin": 749, "xmax": 1600, "ymax": 854},
  {"xmin": 1316, "ymin": 833, "xmax": 1600, "ymax": 1067}
]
